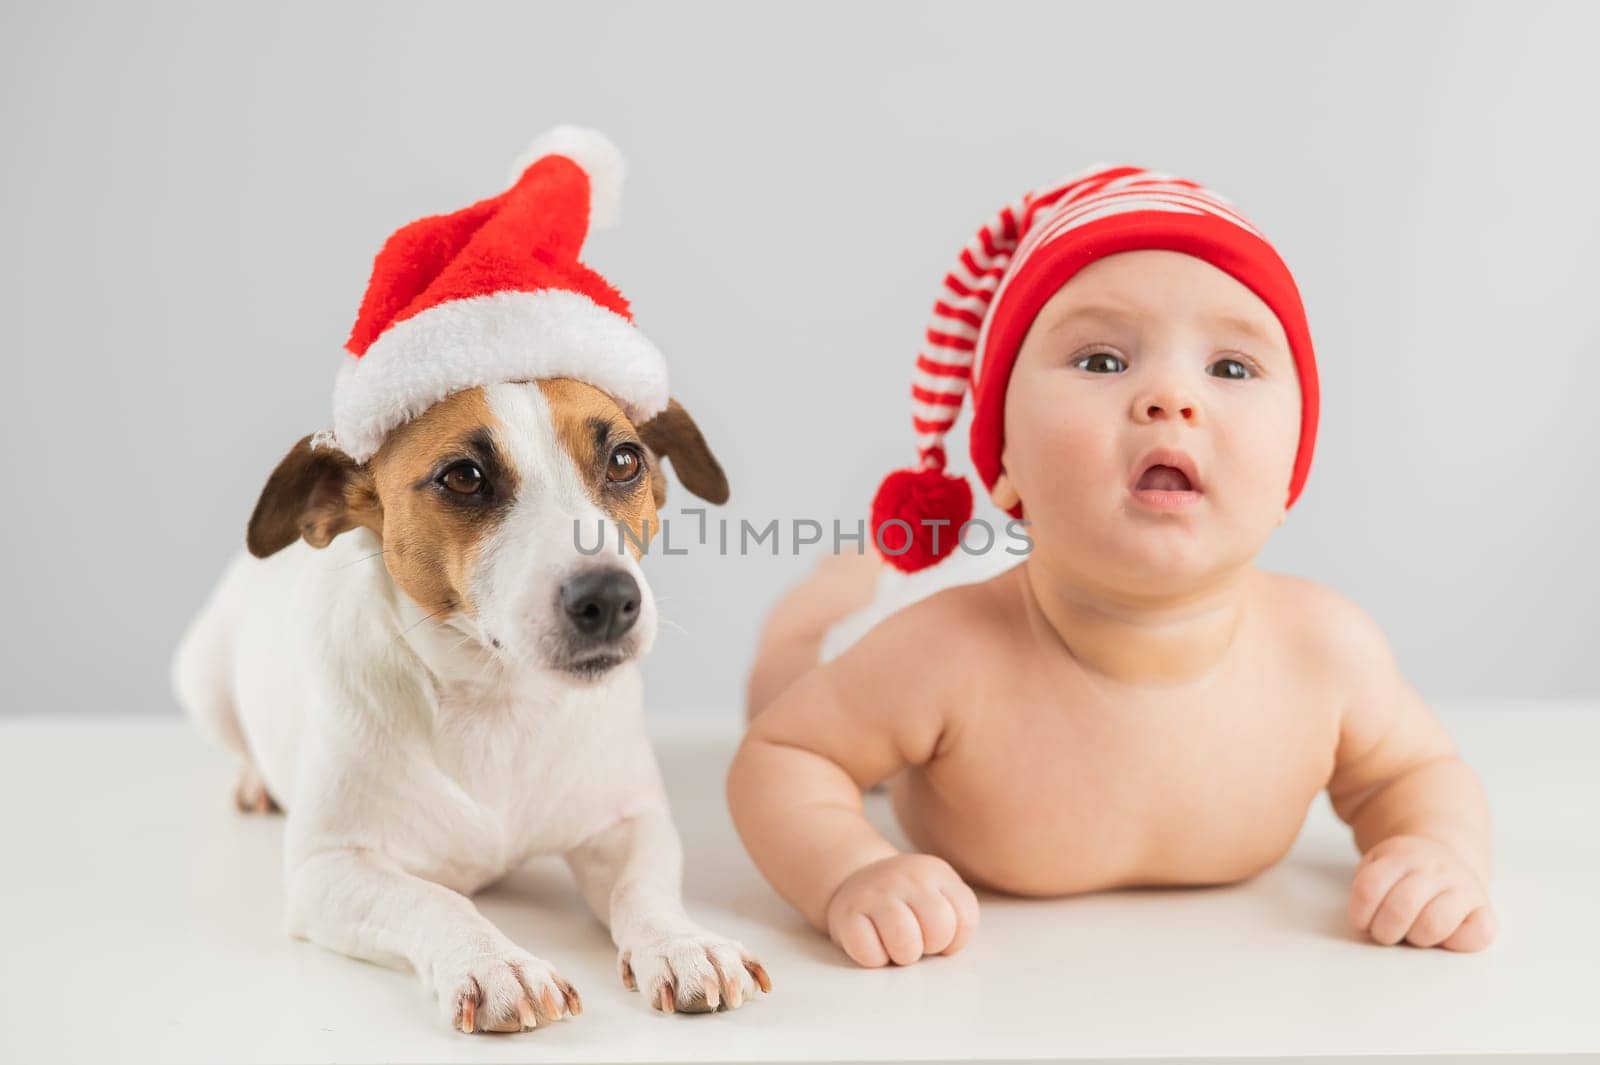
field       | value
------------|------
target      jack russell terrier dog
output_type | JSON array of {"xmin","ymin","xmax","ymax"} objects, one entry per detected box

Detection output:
[
  {"xmin": 172, "ymin": 380, "xmax": 767, "ymax": 1032},
  {"xmin": 171, "ymin": 126, "xmax": 769, "ymax": 1034}
]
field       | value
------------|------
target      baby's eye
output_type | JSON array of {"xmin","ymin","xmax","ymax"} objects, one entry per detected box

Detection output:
[
  {"xmin": 1208, "ymin": 358, "xmax": 1251, "ymax": 380},
  {"xmin": 1074, "ymin": 351, "xmax": 1126, "ymax": 374}
]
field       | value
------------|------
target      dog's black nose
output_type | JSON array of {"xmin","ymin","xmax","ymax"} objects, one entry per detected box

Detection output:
[{"xmin": 560, "ymin": 569, "xmax": 641, "ymax": 642}]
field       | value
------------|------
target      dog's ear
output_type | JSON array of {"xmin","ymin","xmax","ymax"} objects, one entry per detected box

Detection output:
[
  {"xmin": 638, "ymin": 397, "xmax": 729, "ymax": 506},
  {"xmin": 246, "ymin": 434, "xmax": 381, "ymax": 558}
]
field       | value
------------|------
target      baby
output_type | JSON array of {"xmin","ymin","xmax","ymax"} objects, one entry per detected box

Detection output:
[{"xmin": 727, "ymin": 165, "xmax": 1496, "ymax": 968}]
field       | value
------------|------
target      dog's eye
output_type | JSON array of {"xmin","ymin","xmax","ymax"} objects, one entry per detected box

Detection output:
[
  {"xmin": 606, "ymin": 444, "xmax": 643, "ymax": 484},
  {"xmin": 439, "ymin": 462, "xmax": 487, "ymax": 496}
]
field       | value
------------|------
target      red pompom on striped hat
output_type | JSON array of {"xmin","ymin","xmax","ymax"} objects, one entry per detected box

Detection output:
[
  {"xmin": 331, "ymin": 126, "xmax": 668, "ymax": 462},
  {"xmin": 871, "ymin": 163, "xmax": 1320, "ymax": 572}
]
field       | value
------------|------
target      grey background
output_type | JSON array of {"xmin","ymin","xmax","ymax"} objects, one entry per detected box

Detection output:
[{"xmin": 3, "ymin": 0, "xmax": 1596, "ymax": 719}]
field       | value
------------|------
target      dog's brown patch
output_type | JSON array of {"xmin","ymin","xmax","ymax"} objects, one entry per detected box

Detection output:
[
  {"xmin": 246, "ymin": 380, "xmax": 725, "ymax": 621},
  {"xmin": 539, "ymin": 378, "xmax": 659, "ymax": 556},
  {"xmin": 368, "ymin": 388, "xmax": 516, "ymax": 618}
]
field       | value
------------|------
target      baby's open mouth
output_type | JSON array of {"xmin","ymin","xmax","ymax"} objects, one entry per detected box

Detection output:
[
  {"xmin": 1128, "ymin": 449, "xmax": 1204, "ymax": 508},
  {"xmin": 1136, "ymin": 464, "xmax": 1194, "ymax": 492}
]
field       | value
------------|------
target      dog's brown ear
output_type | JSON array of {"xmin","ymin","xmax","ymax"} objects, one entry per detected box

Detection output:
[
  {"xmin": 246, "ymin": 434, "xmax": 381, "ymax": 558},
  {"xmin": 638, "ymin": 397, "xmax": 729, "ymax": 506}
]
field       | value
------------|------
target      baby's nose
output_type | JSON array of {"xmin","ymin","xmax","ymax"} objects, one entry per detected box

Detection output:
[
  {"xmin": 1144, "ymin": 399, "xmax": 1195, "ymax": 420},
  {"xmin": 1133, "ymin": 384, "xmax": 1199, "ymax": 423}
]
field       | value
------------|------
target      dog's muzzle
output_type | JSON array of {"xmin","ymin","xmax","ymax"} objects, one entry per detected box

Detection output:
[{"xmin": 553, "ymin": 567, "xmax": 642, "ymax": 678}]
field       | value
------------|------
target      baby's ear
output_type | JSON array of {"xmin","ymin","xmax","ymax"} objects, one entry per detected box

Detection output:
[
  {"xmin": 638, "ymin": 397, "xmax": 729, "ymax": 506},
  {"xmin": 988, "ymin": 470, "xmax": 1021, "ymax": 513},
  {"xmin": 246, "ymin": 434, "xmax": 382, "ymax": 558}
]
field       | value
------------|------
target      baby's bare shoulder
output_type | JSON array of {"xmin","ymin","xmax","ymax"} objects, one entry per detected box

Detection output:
[
  {"xmin": 912, "ymin": 566, "xmax": 1021, "ymax": 624},
  {"xmin": 827, "ymin": 567, "xmax": 1024, "ymax": 697},
  {"xmin": 1253, "ymin": 570, "xmax": 1391, "ymax": 675},
  {"xmin": 1252, "ymin": 570, "xmax": 1440, "ymax": 761},
  {"xmin": 1253, "ymin": 573, "xmax": 1458, "ymax": 803},
  {"xmin": 749, "ymin": 568, "xmax": 1023, "ymax": 776}
]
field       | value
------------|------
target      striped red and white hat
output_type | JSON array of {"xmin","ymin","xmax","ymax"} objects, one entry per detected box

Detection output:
[
  {"xmin": 870, "ymin": 163, "xmax": 1320, "ymax": 572},
  {"xmin": 331, "ymin": 126, "xmax": 668, "ymax": 462}
]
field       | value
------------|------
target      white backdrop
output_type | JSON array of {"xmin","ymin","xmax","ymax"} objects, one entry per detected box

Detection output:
[{"xmin": 3, "ymin": 0, "xmax": 1596, "ymax": 718}]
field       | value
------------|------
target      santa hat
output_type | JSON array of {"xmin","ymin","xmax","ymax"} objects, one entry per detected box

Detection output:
[
  {"xmin": 871, "ymin": 164, "xmax": 1321, "ymax": 572},
  {"xmin": 330, "ymin": 125, "xmax": 667, "ymax": 462}
]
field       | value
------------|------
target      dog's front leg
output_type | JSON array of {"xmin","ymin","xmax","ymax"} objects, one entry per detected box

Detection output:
[
  {"xmin": 565, "ymin": 805, "xmax": 771, "ymax": 1013},
  {"xmin": 286, "ymin": 848, "xmax": 583, "ymax": 1033}
]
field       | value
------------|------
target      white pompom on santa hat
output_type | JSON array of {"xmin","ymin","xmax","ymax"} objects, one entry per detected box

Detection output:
[{"xmin": 330, "ymin": 125, "xmax": 668, "ymax": 462}]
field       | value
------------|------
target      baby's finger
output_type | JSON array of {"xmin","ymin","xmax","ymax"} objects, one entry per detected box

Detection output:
[
  {"xmin": 1406, "ymin": 887, "xmax": 1474, "ymax": 948},
  {"xmin": 1369, "ymin": 872, "xmax": 1444, "ymax": 946},
  {"xmin": 834, "ymin": 912, "xmax": 890, "ymax": 968},
  {"xmin": 936, "ymin": 882, "xmax": 980, "ymax": 956},
  {"xmin": 905, "ymin": 888, "xmax": 959, "ymax": 956},
  {"xmin": 870, "ymin": 899, "xmax": 926, "ymax": 966},
  {"xmin": 1348, "ymin": 855, "xmax": 1413, "ymax": 932},
  {"xmin": 1441, "ymin": 906, "xmax": 1498, "ymax": 952}
]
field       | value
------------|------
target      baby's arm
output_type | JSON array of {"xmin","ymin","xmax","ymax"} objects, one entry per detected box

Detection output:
[
  {"xmin": 727, "ymin": 595, "xmax": 980, "ymax": 967},
  {"xmin": 1321, "ymin": 593, "xmax": 1496, "ymax": 951}
]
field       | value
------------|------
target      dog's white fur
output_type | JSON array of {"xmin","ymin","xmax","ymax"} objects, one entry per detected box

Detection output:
[{"xmin": 173, "ymin": 382, "xmax": 760, "ymax": 1031}]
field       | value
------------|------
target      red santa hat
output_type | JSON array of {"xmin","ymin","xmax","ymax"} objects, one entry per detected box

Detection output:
[
  {"xmin": 871, "ymin": 164, "xmax": 1321, "ymax": 572},
  {"xmin": 331, "ymin": 126, "xmax": 667, "ymax": 462}
]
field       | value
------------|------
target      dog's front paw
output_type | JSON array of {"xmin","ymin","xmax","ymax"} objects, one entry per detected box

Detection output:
[
  {"xmin": 619, "ymin": 933, "xmax": 771, "ymax": 1014},
  {"xmin": 437, "ymin": 949, "xmax": 582, "ymax": 1034}
]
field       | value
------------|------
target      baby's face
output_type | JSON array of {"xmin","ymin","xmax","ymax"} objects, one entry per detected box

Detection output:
[{"xmin": 997, "ymin": 250, "xmax": 1301, "ymax": 593}]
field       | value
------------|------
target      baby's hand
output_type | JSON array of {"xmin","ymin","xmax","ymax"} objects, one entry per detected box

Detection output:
[
  {"xmin": 825, "ymin": 853, "xmax": 979, "ymax": 967},
  {"xmin": 1347, "ymin": 835, "xmax": 1497, "ymax": 951}
]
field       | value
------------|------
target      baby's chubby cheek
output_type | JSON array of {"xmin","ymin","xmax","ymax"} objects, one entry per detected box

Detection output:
[
  {"xmin": 1208, "ymin": 401, "xmax": 1301, "ymax": 539},
  {"xmin": 1000, "ymin": 395, "xmax": 1123, "ymax": 548}
]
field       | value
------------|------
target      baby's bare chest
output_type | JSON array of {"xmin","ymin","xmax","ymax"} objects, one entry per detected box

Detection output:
[{"xmin": 893, "ymin": 663, "xmax": 1342, "ymax": 895}]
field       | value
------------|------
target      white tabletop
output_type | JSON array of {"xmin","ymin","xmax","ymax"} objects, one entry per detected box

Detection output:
[{"xmin": 1, "ymin": 703, "xmax": 1596, "ymax": 1064}]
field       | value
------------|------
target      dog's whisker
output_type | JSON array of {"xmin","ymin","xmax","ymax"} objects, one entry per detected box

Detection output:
[
  {"xmin": 447, "ymin": 633, "xmax": 491, "ymax": 659},
  {"xmin": 333, "ymin": 549, "xmax": 391, "ymax": 571},
  {"xmin": 401, "ymin": 605, "xmax": 451, "ymax": 635}
]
